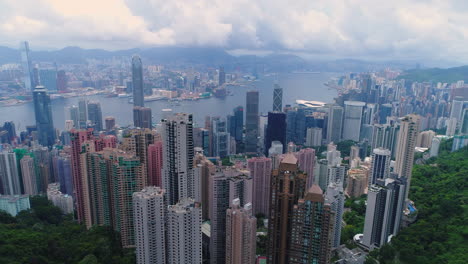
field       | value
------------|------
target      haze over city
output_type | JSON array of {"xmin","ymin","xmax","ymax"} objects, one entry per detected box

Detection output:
[{"xmin": 0, "ymin": 1, "xmax": 467, "ymax": 264}]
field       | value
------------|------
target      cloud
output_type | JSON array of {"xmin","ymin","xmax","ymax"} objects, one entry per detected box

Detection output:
[{"xmin": 0, "ymin": 0, "xmax": 467, "ymax": 62}]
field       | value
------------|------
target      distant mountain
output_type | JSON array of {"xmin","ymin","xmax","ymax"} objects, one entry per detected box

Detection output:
[
  {"xmin": 399, "ymin": 66, "xmax": 468, "ymax": 83},
  {"xmin": 0, "ymin": 45, "xmax": 454, "ymax": 73}
]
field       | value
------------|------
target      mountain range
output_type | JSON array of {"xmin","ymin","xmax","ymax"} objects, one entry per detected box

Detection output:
[{"xmin": 0, "ymin": 45, "xmax": 462, "ymax": 73}]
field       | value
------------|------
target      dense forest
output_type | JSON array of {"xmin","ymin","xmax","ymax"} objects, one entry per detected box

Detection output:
[
  {"xmin": 368, "ymin": 146, "xmax": 468, "ymax": 264},
  {"xmin": 0, "ymin": 196, "xmax": 135, "ymax": 264},
  {"xmin": 398, "ymin": 65, "xmax": 468, "ymax": 83}
]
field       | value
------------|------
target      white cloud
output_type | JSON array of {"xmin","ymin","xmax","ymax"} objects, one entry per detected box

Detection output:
[{"xmin": 0, "ymin": 0, "xmax": 467, "ymax": 62}]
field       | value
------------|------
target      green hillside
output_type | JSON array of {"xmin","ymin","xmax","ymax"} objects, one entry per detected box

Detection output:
[
  {"xmin": 368, "ymin": 145, "xmax": 468, "ymax": 264},
  {"xmin": 398, "ymin": 66, "xmax": 468, "ymax": 83}
]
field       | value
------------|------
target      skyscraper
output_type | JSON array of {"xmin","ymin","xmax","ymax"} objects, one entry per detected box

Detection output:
[
  {"xmin": 218, "ymin": 66, "xmax": 226, "ymax": 86},
  {"xmin": 342, "ymin": 101, "xmax": 365, "ymax": 141},
  {"xmin": 211, "ymin": 117, "xmax": 230, "ymax": 158},
  {"xmin": 273, "ymin": 84, "xmax": 283, "ymax": 112},
  {"xmin": 69, "ymin": 105, "xmax": 79, "ymax": 129},
  {"xmin": 87, "ymin": 102, "xmax": 103, "ymax": 132},
  {"xmin": 371, "ymin": 122, "xmax": 400, "ymax": 158},
  {"xmin": 264, "ymin": 111, "xmax": 286, "ymax": 155},
  {"xmin": 33, "ymin": 86, "xmax": 55, "ymax": 147},
  {"xmin": 78, "ymin": 99, "xmax": 88, "ymax": 129},
  {"xmin": 306, "ymin": 127, "xmax": 322, "ymax": 147},
  {"xmin": 228, "ymin": 106, "xmax": 244, "ymax": 151},
  {"xmin": 133, "ymin": 107, "xmax": 152, "ymax": 129},
  {"xmin": 210, "ymin": 168, "xmax": 252, "ymax": 264},
  {"xmin": 166, "ymin": 199, "xmax": 202, "ymax": 263},
  {"xmin": 362, "ymin": 178, "xmax": 406, "ymax": 250},
  {"xmin": 39, "ymin": 69, "xmax": 57, "ymax": 92},
  {"xmin": 105, "ymin": 116, "xmax": 116, "ymax": 131},
  {"xmin": 133, "ymin": 186, "xmax": 167, "ymax": 264},
  {"xmin": 56, "ymin": 70, "xmax": 67, "ymax": 92},
  {"xmin": 247, "ymin": 156, "xmax": 272, "ymax": 216},
  {"xmin": 161, "ymin": 113, "xmax": 196, "ymax": 205},
  {"xmin": 0, "ymin": 151, "xmax": 21, "ymax": 195},
  {"xmin": 132, "ymin": 55, "xmax": 144, "ymax": 107},
  {"xmin": 245, "ymin": 91, "xmax": 259, "ymax": 153},
  {"xmin": 369, "ymin": 148, "xmax": 391, "ymax": 185},
  {"xmin": 70, "ymin": 129, "xmax": 94, "ymax": 223},
  {"xmin": 394, "ymin": 114, "xmax": 420, "ymax": 200},
  {"xmin": 295, "ymin": 148, "xmax": 316, "ymax": 189},
  {"xmin": 326, "ymin": 104, "xmax": 344, "ymax": 143},
  {"xmin": 225, "ymin": 199, "xmax": 257, "ymax": 264},
  {"xmin": 267, "ymin": 154, "xmax": 307, "ymax": 264},
  {"xmin": 147, "ymin": 142, "xmax": 163, "ymax": 187},
  {"xmin": 326, "ymin": 182, "xmax": 345, "ymax": 249},
  {"xmin": 20, "ymin": 155, "xmax": 37, "ymax": 195},
  {"xmin": 289, "ymin": 185, "xmax": 333, "ymax": 264},
  {"xmin": 20, "ymin": 41, "xmax": 34, "ymax": 91}
]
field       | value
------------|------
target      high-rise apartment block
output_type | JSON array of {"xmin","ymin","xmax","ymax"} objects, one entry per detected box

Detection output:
[
  {"xmin": 342, "ymin": 101, "xmax": 365, "ymax": 142},
  {"xmin": 161, "ymin": 113, "xmax": 196, "ymax": 205},
  {"xmin": 166, "ymin": 199, "xmax": 202, "ymax": 263},
  {"xmin": 133, "ymin": 187, "xmax": 167, "ymax": 264},
  {"xmin": 247, "ymin": 156, "xmax": 272, "ymax": 216},
  {"xmin": 225, "ymin": 199, "xmax": 257, "ymax": 264},
  {"xmin": 369, "ymin": 148, "xmax": 391, "ymax": 185},
  {"xmin": 245, "ymin": 91, "xmax": 259, "ymax": 153},
  {"xmin": 0, "ymin": 150, "xmax": 21, "ymax": 195}
]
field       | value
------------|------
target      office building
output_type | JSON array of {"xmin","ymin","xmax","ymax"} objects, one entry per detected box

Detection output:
[
  {"xmin": 78, "ymin": 99, "xmax": 88, "ymax": 129},
  {"xmin": 273, "ymin": 84, "xmax": 283, "ymax": 112},
  {"xmin": 211, "ymin": 117, "xmax": 230, "ymax": 158},
  {"xmin": 56, "ymin": 70, "xmax": 67, "ymax": 92},
  {"xmin": 0, "ymin": 195, "xmax": 30, "ymax": 216},
  {"xmin": 379, "ymin": 104, "xmax": 393, "ymax": 124},
  {"xmin": 218, "ymin": 66, "xmax": 226, "ymax": 86},
  {"xmin": 306, "ymin": 127, "xmax": 322, "ymax": 147},
  {"xmin": 326, "ymin": 104, "xmax": 344, "ymax": 143},
  {"xmin": 161, "ymin": 113, "xmax": 196, "ymax": 205},
  {"xmin": 342, "ymin": 101, "xmax": 365, "ymax": 141},
  {"xmin": 371, "ymin": 123, "xmax": 400, "ymax": 158},
  {"xmin": 132, "ymin": 55, "xmax": 144, "ymax": 107},
  {"xmin": 0, "ymin": 151, "xmax": 21, "ymax": 195},
  {"xmin": 369, "ymin": 148, "xmax": 391, "ymax": 185},
  {"xmin": 133, "ymin": 187, "xmax": 167, "ymax": 264},
  {"xmin": 210, "ymin": 168, "xmax": 252, "ymax": 264},
  {"xmin": 39, "ymin": 69, "xmax": 57, "ymax": 92},
  {"xmin": 362, "ymin": 178, "xmax": 406, "ymax": 250},
  {"xmin": 166, "ymin": 199, "xmax": 202, "ymax": 263},
  {"xmin": 147, "ymin": 142, "xmax": 163, "ymax": 187},
  {"xmin": 247, "ymin": 157, "xmax": 272, "ymax": 216},
  {"xmin": 264, "ymin": 112, "xmax": 286, "ymax": 155},
  {"xmin": 133, "ymin": 107, "xmax": 152, "ymax": 129},
  {"xmin": 267, "ymin": 154, "xmax": 307, "ymax": 264},
  {"xmin": 226, "ymin": 199, "xmax": 257, "ymax": 264},
  {"xmin": 105, "ymin": 116, "xmax": 116, "ymax": 131},
  {"xmin": 33, "ymin": 86, "xmax": 55, "ymax": 146},
  {"xmin": 245, "ymin": 91, "xmax": 259, "ymax": 153},
  {"xmin": 288, "ymin": 185, "xmax": 333, "ymax": 264},
  {"xmin": 69, "ymin": 105, "xmax": 79, "ymax": 128},
  {"xmin": 87, "ymin": 102, "xmax": 103, "ymax": 132},
  {"xmin": 394, "ymin": 114, "xmax": 420, "ymax": 200},
  {"xmin": 228, "ymin": 106, "xmax": 244, "ymax": 144},
  {"xmin": 20, "ymin": 41, "xmax": 34, "ymax": 91}
]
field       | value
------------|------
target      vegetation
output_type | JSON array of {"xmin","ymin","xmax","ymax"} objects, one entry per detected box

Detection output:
[
  {"xmin": 0, "ymin": 196, "xmax": 135, "ymax": 264},
  {"xmin": 370, "ymin": 146, "xmax": 468, "ymax": 264},
  {"xmin": 336, "ymin": 140, "xmax": 356, "ymax": 157},
  {"xmin": 398, "ymin": 66, "xmax": 468, "ymax": 83},
  {"xmin": 341, "ymin": 195, "xmax": 367, "ymax": 248}
]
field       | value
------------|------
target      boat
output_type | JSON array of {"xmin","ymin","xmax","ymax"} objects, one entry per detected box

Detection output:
[
  {"xmin": 144, "ymin": 96, "xmax": 167, "ymax": 102},
  {"xmin": 118, "ymin": 94, "xmax": 129, "ymax": 98}
]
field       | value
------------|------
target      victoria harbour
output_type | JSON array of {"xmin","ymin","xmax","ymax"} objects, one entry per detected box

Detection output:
[{"xmin": 0, "ymin": 72, "xmax": 337, "ymax": 131}]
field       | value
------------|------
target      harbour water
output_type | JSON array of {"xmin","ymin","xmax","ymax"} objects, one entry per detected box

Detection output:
[{"xmin": 0, "ymin": 72, "xmax": 338, "ymax": 131}]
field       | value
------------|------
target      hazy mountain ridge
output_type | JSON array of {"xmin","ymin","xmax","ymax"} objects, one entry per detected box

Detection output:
[
  {"xmin": 0, "ymin": 45, "xmax": 462, "ymax": 72},
  {"xmin": 399, "ymin": 66, "xmax": 468, "ymax": 83}
]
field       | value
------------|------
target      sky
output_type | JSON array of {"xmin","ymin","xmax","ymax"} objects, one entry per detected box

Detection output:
[{"xmin": 0, "ymin": 0, "xmax": 467, "ymax": 63}]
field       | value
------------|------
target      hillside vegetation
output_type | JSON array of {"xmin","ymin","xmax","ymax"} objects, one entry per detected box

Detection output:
[{"xmin": 398, "ymin": 66, "xmax": 468, "ymax": 83}]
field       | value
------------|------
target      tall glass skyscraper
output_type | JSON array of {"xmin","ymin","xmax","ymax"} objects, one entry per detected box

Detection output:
[
  {"xmin": 273, "ymin": 84, "xmax": 283, "ymax": 112},
  {"xmin": 264, "ymin": 111, "xmax": 286, "ymax": 155},
  {"xmin": 245, "ymin": 91, "xmax": 259, "ymax": 153},
  {"xmin": 132, "ymin": 55, "xmax": 144, "ymax": 107},
  {"xmin": 33, "ymin": 86, "xmax": 55, "ymax": 147},
  {"xmin": 20, "ymin": 41, "xmax": 34, "ymax": 91}
]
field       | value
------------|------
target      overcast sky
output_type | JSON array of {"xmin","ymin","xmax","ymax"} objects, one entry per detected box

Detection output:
[{"xmin": 1, "ymin": 0, "xmax": 467, "ymax": 63}]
